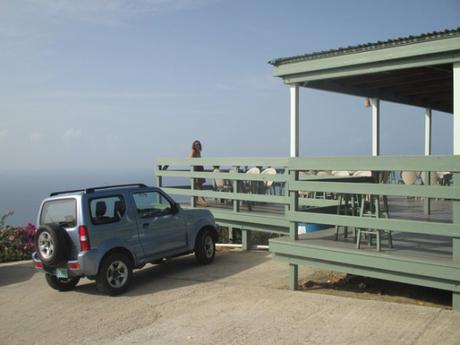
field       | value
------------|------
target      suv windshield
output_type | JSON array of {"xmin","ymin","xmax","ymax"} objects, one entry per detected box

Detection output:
[{"xmin": 40, "ymin": 198, "xmax": 77, "ymax": 227}]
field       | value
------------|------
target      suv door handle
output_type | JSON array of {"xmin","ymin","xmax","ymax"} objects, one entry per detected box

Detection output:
[{"xmin": 142, "ymin": 223, "xmax": 149, "ymax": 229}]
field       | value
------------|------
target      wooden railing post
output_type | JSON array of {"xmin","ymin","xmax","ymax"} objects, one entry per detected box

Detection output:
[
  {"xmin": 231, "ymin": 166, "xmax": 241, "ymax": 244},
  {"xmin": 232, "ymin": 166, "xmax": 249, "ymax": 250},
  {"xmin": 284, "ymin": 168, "xmax": 290, "ymax": 216},
  {"xmin": 156, "ymin": 165, "xmax": 163, "ymax": 188},
  {"xmin": 190, "ymin": 162, "xmax": 196, "ymax": 208},
  {"xmin": 288, "ymin": 167, "xmax": 299, "ymax": 290}
]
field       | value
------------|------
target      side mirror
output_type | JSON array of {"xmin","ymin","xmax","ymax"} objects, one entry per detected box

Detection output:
[{"xmin": 171, "ymin": 203, "xmax": 180, "ymax": 214}]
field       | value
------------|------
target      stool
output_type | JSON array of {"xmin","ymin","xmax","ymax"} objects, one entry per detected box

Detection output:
[
  {"xmin": 335, "ymin": 194, "xmax": 360, "ymax": 240},
  {"xmin": 356, "ymin": 195, "xmax": 393, "ymax": 251}
]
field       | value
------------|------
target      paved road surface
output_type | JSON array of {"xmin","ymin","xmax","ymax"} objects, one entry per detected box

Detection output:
[{"xmin": 1, "ymin": 250, "xmax": 459, "ymax": 345}]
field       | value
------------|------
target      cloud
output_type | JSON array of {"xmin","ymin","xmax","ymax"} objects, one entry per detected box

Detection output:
[
  {"xmin": 18, "ymin": 0, "xmax": 213, "ymax": 26},
  {"xmin": 62, "ymin": 128, "xmax": 81, "ymax": 143}
]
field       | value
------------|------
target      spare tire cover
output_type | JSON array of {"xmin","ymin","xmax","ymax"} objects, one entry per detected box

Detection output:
[{"xmin": 35, "ymin": 224, "xmax": 69, "ymax": 267}]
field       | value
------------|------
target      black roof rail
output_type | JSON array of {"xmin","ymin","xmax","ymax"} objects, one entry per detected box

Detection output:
[
  {"xmin": 86, "ymin": 184, "xmax": 148, "ymax": 193},
  {"xmin": 50, "ymin": 183, "xmax": 148, "ymax": 197},
  {"xmin": 50, "ymin": 188, "xmax": 86, "ymax": 197}
]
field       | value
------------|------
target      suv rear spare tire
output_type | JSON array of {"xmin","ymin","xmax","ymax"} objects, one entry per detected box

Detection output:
[
  {"xmin": 35, "ymin": 224, "xmax": 69, "ymax": 267},
  {"xmin": 96, "ymin": 253, "xmax": 133, "ymax": 296}
]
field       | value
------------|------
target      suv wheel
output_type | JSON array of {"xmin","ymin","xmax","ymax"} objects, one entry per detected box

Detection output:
[
  {"xmin": 35, "ymin": 224, "xmax": 69, "ymax": 267},
  {"xmin": 194, "ymin": 229, "xmax": 216, "ymax": 265},
  {"xmin": 45, "ymin": 273, "xmax": 80, "ymax": 291},
  {"xmin": 96, "ymin": 253, "xmax": 133, "ymax": 296}
]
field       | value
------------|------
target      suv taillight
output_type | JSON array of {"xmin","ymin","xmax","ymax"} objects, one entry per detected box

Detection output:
[{"xmin": 79, "ymin": 225, "xmax": 90, "ymax": 251}]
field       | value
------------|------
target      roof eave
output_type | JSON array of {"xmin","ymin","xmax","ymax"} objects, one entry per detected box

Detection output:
[{"xmin": 272, "ymin": 36, "xmax": 460, "ymax": 82}]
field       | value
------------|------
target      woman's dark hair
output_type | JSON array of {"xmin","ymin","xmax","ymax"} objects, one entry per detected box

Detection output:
[{"xmin": 192, "ymin": 140, "xmax": 202, "ymax": 150}]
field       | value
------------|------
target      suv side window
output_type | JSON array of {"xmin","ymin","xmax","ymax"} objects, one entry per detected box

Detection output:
[
  {"xmin": 89, "ymin": 195, "xmax": 125, "ymax": 225},
  {"xmin": 133, "ymin": 191, "xmax": 172, "ymax": 218}
]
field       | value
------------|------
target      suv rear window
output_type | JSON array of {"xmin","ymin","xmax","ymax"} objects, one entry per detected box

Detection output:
[{"xmin": 40, "ymin": 199, "xmax": 77, "ymax": 227}]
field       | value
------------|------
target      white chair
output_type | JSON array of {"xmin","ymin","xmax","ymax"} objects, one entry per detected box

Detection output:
[
  {"xmin": 352, "ymin": 170, "xmax": 372, "ymax": 177},
  {"xmin": 421, "ymin": 172, "xmax": 439, "ymax": 185},
  {"xmin": 212, "ymin": 168, "xmax": 231, "ymax": 203},
  {"xmin": 245, "ymin": 167, "xmax": 261, "ymax": 192},
  {"xmin": 332, "ymin": 170, "xmax": 350, "ymax": 177},
  {"xmin": 261, "ymin": 167, "xmax": 277, "ymax": 194},
  {"xmin": 401, "ymin": 171, "xmax": 418, "ymax": 185},
  {"xmin": 245, "ymin": 167, "xmax": 261, "ymax": 210}
]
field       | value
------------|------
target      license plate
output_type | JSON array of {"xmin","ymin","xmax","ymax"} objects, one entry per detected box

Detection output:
[{"xmin": 56, "ymin": 268, "xmax": 68, "ymax": 279}]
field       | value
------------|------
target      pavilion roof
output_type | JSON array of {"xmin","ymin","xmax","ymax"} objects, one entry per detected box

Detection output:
[{"xmin": 270, "ymin": 28, "xmax": 460, "ymax": 113}]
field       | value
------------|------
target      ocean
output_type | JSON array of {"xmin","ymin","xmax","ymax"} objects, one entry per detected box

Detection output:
[{"xmin": 0, "ymin": 170, "xmax": 190, "ymax": 227}]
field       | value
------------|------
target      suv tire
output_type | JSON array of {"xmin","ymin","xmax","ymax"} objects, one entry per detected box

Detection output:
[
  {"xmin": 194, "ymin": 229, "xmax": 216, "ymax": 265},
  {"xmin": 45, "ymin": 273, "xmax": 80, "ymax": 291},
  {"xmin": 35, "ymin": 224, "xmax": 69, "ymax": 267},
  {"xmin": 96, "ymin": 253, "xmax": 133, "ymax": 296}
]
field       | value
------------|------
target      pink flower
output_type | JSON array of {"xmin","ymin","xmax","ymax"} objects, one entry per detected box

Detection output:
[{"xmin": 8, "ymin": 235, "xmax": 15, "ymax": 241}]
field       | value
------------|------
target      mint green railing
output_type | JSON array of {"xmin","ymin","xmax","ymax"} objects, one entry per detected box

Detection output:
[
  {"xmin": 155, "ymin": 158, "xmax": 292, "ymax": 248},
  {"xmin": 287, "ymin": 155, "xmax": 459, "ymax": 240},
  {"xmin": 155, "ymin": 155, "xmax": 459, "ymax": 244}
]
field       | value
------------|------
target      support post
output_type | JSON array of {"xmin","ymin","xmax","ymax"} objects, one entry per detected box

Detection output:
[
  {"xmin": 453, "ymin": 62, "xmax": 460, "ymax": 311},
  {"xmin": 424, "ymin": 108, "xmax": 432, "ymax": 215},
  {"xmin": 241, "ymin": 230, "xmax": 249, "ymax": 251},
  {"xmin": 290, "ymin": 84, "xmax": 299, "ymax": 158},
  {"xmin": 371, "ymin": 98, "xmax": 380, "ymax": 156},
  {"xmin": 289, "ymin": 263, "xmax": 298, "ymax": 290}
]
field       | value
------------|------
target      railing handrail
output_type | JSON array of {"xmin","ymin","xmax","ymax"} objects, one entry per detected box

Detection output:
[
  {"xmin": 156, "ymin": 170, "xmax": 288, "ymax": 182},
  {"xmin": 289, "ymin": 155, "xmax": 460, "ymax": 172},
  {"xmin": 156, "ymin": 157, "xmax": 289, "ymax": 166}
]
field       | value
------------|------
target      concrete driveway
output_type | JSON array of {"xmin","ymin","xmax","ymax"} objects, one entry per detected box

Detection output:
[{"xmin": 1, "ymin": 250, "xmax": 460, "ymax": 345}]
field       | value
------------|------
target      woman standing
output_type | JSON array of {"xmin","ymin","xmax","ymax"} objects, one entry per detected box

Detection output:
[{"xmin": 190, "ymin": 140, "xmax": 207, "ymax": 206}]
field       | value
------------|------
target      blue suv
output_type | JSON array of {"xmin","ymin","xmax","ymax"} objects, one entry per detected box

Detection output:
[{"xmin": 32, "ymin": 184, "xmax": 217, "ymax": 295}]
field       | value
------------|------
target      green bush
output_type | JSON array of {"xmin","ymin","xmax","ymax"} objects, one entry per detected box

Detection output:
[{"xmin": 0, "ymin": 224, "xmax": 36, "ymax": 263}]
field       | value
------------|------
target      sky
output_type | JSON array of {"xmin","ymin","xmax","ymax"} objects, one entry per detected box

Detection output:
[{"xmin": 0, "ymin": 1, "xmax": 459, "ymax": 173}]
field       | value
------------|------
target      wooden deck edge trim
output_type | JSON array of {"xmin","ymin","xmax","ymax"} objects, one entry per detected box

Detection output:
[
  {"xmin": 210, "ymin": 209, "xmax": 289, "ymax": 228},
  {"xmin": 269, "ymin": 239, "xmax": 460, "ymax": 282},
  {"xmin": 271, "ymin": 252, "xmax": 460, "ymax": 293},
  {"xmin": 216, "ymin": 221, "xmax": 288, "ymax": 235}
]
